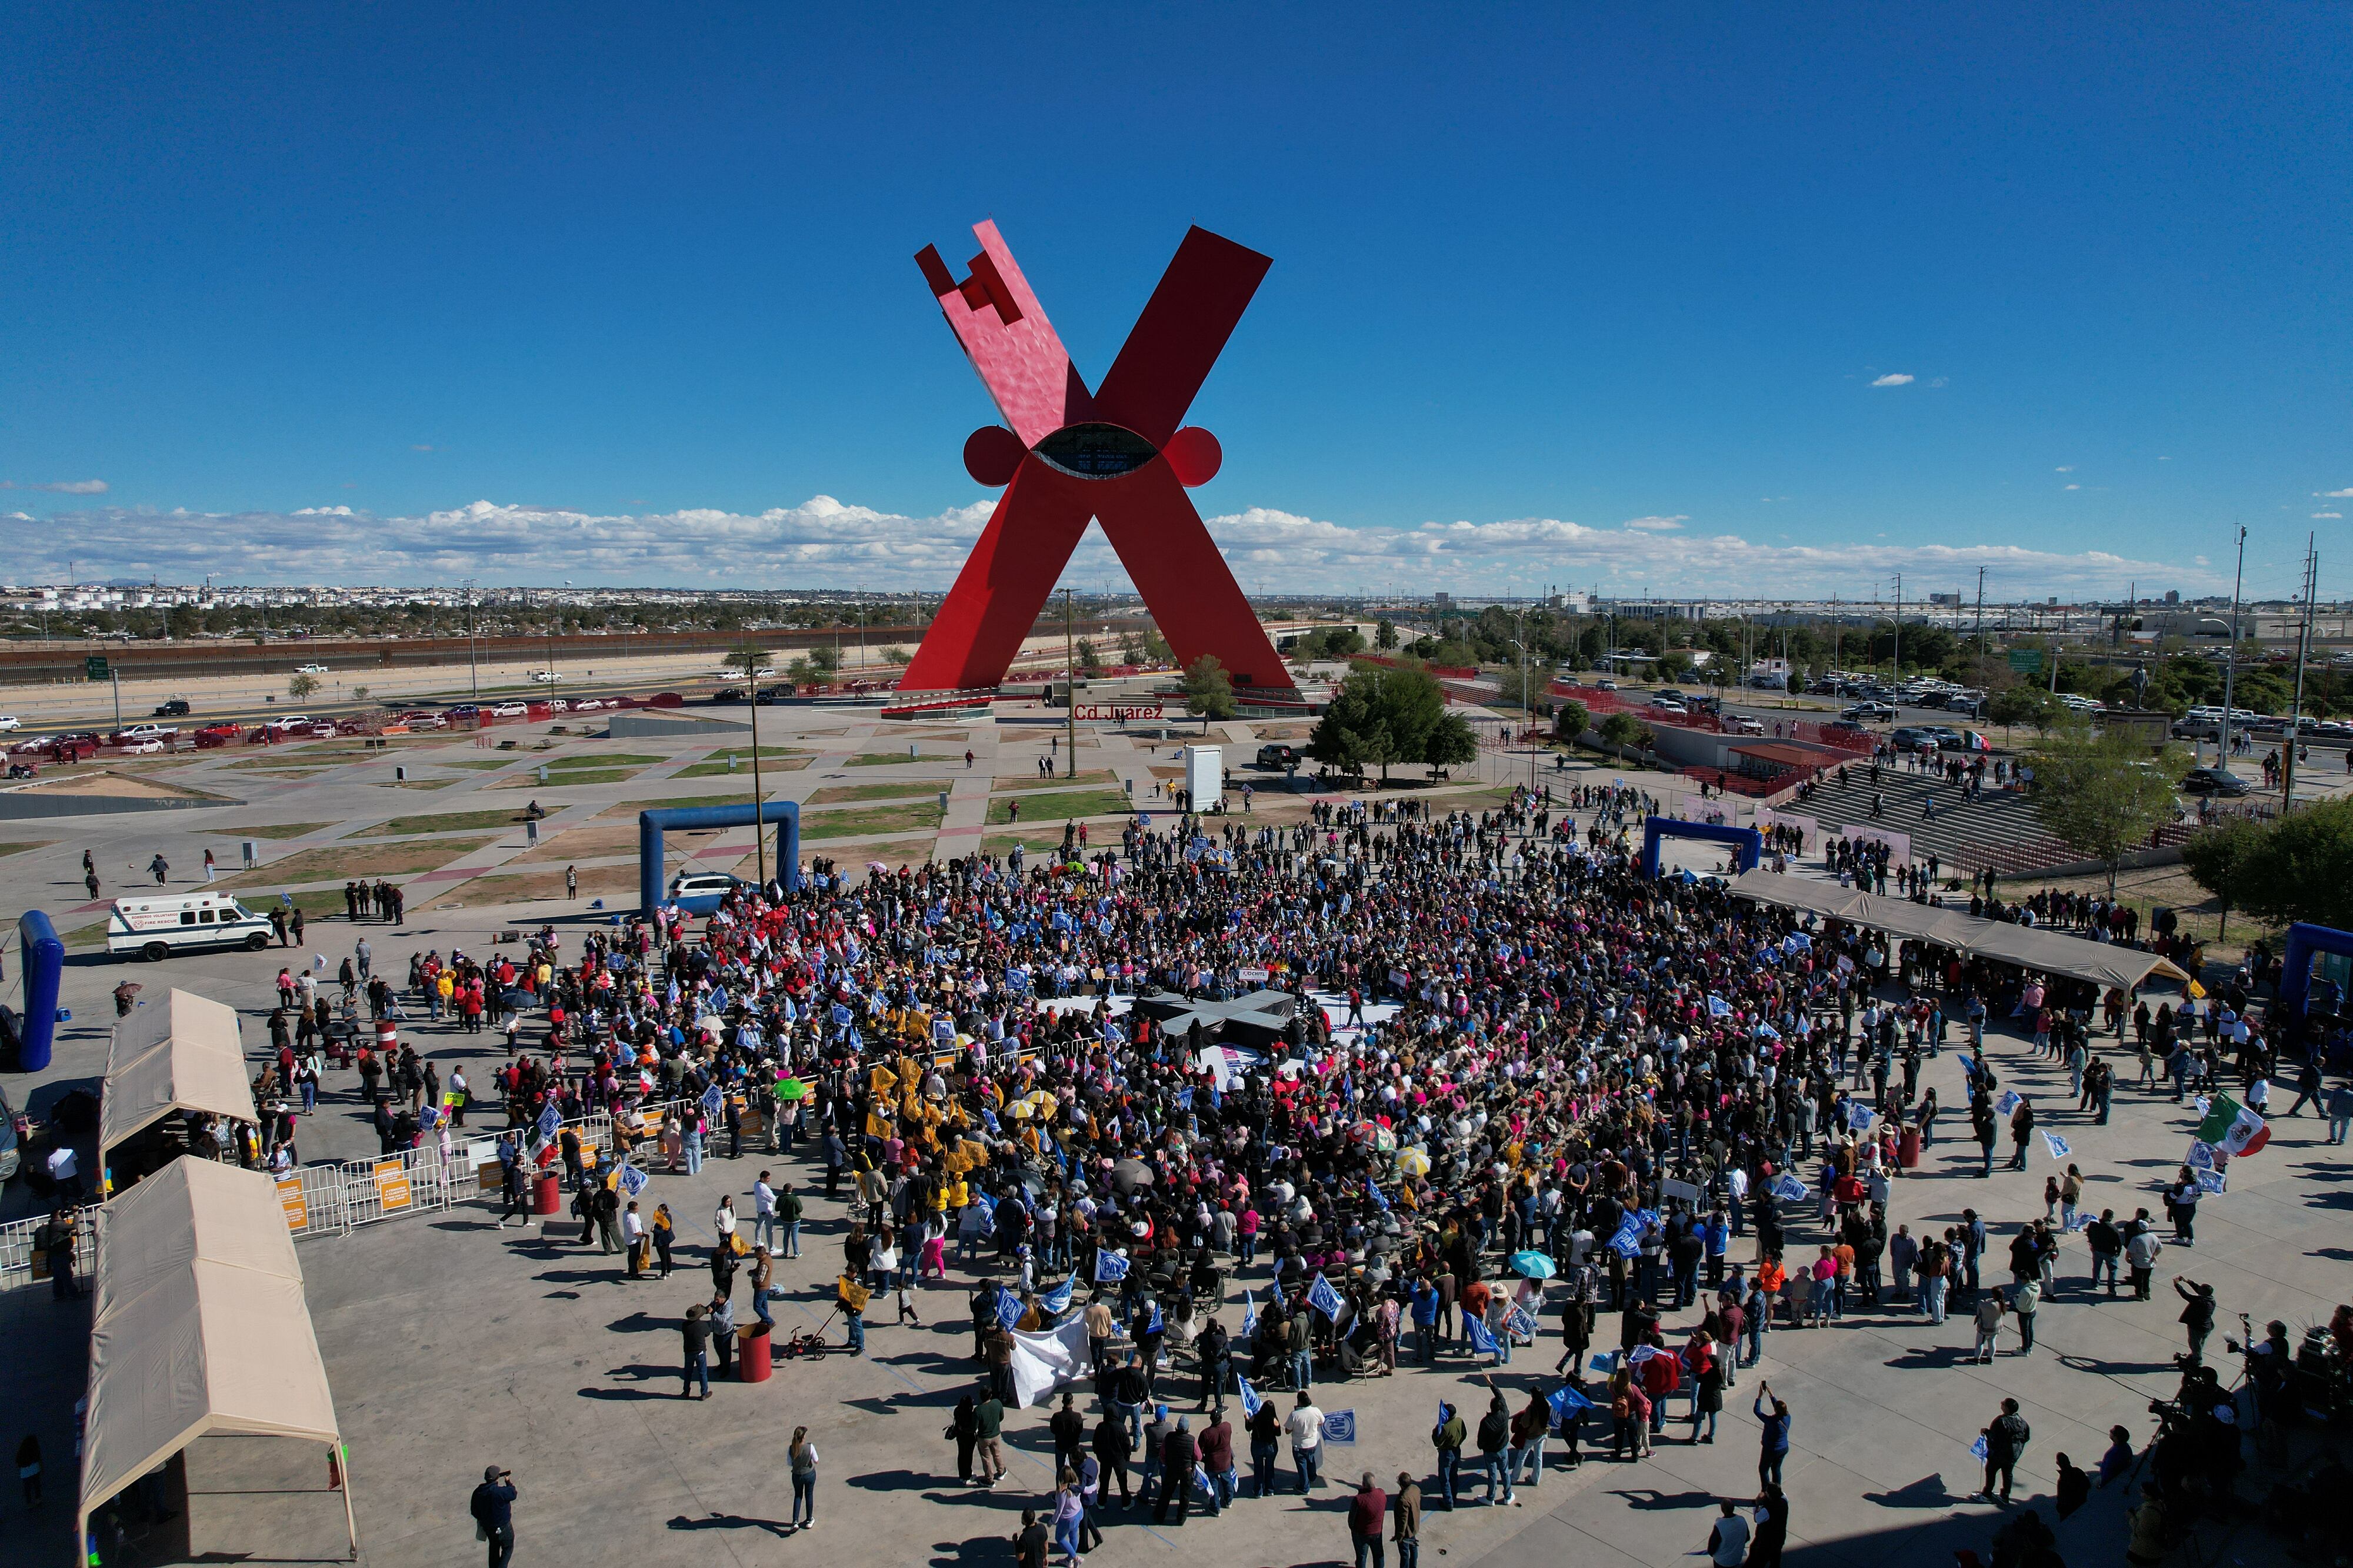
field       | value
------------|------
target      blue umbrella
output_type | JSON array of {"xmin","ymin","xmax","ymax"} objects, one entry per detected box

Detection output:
[{"xmin": 1509, "ymin": 1250, "xmax": 1557, "ymax": 1280}]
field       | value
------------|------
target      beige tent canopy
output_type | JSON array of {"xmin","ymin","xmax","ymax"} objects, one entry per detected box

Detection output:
[
  {"xmin": 1728, "ymin": 869, "xmax": 2193, "ymax": 992},
  {"xmin": 78, "ymin": 1157, "xmax": 354, "ymax": 1560},
  {"xmin": 99, "ymin": 989, "xmax": 258, "ymax": 1168}
]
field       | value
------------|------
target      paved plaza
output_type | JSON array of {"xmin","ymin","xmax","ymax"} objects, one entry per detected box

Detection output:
[{"xmin": 1, "ymin": 704, "xmax": 2344, "ymax": 1568}]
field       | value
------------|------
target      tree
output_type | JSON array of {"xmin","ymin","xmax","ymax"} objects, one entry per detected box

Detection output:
[
  {"xmin": 351, "ymin": 685, "xmax": 369, "ymax": 703},
  {"xmin": 808, "ymin": 643, "xmax": 841, "ymax": 675},
  {"xmin": 1308, "ymin": 665, "xmax": 1447, "ymax": 783},
  {"xmin": 2235, "ymin": 798, "xmax": 2353, "ymax": 932},
  {"xmin": 881, "ymin": 645, "xmax": 911, "ymax": 666},
  {"xmin": 1142, "ymin": 630, "xmax": 1173, "ymax": 665},
  {"xmin": 1655, "ymin": 649, "xmax": 1692, "ymax": 682},
  {"xmin": 1118, "ymin": 630, "xmax": 1145, "ymax": 664},
  {"xmin": 1072, "ymin": 638, "xmax": 1104, "ymax": 678},
  {"xmin": 2179, "ymin": 814, "xmax": 2268, "ymax": 941},
  {"xmin": 1493, "ymin": 664, "xmax": 1545, "ymax": 713},
  {"xmin": 1554, "ymin": 699, "xmax": 1591, "ymax": 743},
  {"xmin": 722, "ymin": 644, "xmax": 768, "ymax": 680},
  {"xmin": 287, "ymin": 672, "xmax": 319, "ymax": 700},
  {"xmin": 1422, "ymin": 711, "xmax": 1479, "ymax": 776},
  {"xmin": 1181, "ymin": 655, "xmax": 1237, "ymax": 726},
  {"xmin": 1987, "ymin": 686, "xmax": 2057, "ymax": 733},
  {"xmin": 1374, "ymin": 618, "xmax": 1398, "ymax": 651},
  {"xmin": 2026, "ymin": 723, "xmax": 2188, "ymax": 892},
  {"xmin": 1597, "ymin": 711, "xmax": 1651, "ymax": 757}
]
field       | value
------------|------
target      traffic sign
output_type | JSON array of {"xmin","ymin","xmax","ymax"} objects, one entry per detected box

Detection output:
[
  {"xmin": 2006, "ymin": 649, "xmax": 2044, "ymax": 675},
  {"xmin": 85, "ymin": 655, "xmax": 109, "ymax": 680}
]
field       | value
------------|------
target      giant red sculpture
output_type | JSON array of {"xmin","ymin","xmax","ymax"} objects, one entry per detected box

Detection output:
[{"xmin": 897, "ymin": 221, "xmax": 1291, "ymax": 696}]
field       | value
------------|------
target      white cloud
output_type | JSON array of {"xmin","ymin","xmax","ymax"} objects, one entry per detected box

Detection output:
[
  {"xmin": 2323, "ymin": 488, "xmax": 2353, "ymax": 498},
  {"xmin": 2055, "ymin": 466, "xmax": 2074, "ymax": 473},
  {"xmin": 1621, "ymin": 515, "xmax": 1687, "ymax": 531},
  {"xmin": 2064, "ymin": 484, "xmax": 2081, "ymax": 491},
  {"xmin": 0, "ymin": 478, "xmax": 108, "ymax": 493},
  {"xmin": 1928, "ymin": 376, "xmax": 1949, "ymax": 388},
  {"xmin": 2315, "ymin": 512, "xmax": 2344, "ymax": 520},
  {"xmin": 1870, "ymin": 373, "xmax": 1914, "ymax": 388},
  {"xmin": 411, "ymin": 444, "xmax": 434, "ymax": 452},
  {"xmin": 20, "ymin": 493, "xmax": 2230, "ymax": 598}
]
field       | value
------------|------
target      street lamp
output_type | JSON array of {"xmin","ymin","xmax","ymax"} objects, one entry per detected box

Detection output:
[{"xmin": 462, "ymin": 578, "xmax": 479, "ymax": 702}]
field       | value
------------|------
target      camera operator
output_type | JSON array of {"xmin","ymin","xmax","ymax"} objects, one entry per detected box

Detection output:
[{"xmin": 2225, "ymin": 1315, "xmax": 2294, "ymax": 1424}]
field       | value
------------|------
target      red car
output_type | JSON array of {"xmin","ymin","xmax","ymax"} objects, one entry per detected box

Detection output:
[
  {"xmin": 192, "ymin": 722, "xmax": 243, "ymax": 749},
  {"xmin": 646, "ymin": 691, "xmax": 684, "ymax": 708},
  {"xmin": 29, "ymin": 736, "xmax": 98, "ymax": 763}
]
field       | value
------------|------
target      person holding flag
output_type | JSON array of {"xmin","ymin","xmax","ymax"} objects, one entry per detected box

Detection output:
[{"xmin": 2194, "ymin": 1091, "xmax": 2270, "ymax": 1159}]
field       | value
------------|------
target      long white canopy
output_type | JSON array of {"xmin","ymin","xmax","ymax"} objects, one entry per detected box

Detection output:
[
  {"xmin": 78, "ymin": 1157, "xmax": 352, "ymax": 1557},
  {"xmin": 99, "ymin": 989, "xmax": 257, "ymax": 1163}
]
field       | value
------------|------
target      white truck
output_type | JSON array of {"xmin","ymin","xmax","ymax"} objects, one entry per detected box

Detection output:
[{"xmin": 106, "ymin": 892, "xmax": 276, "ymax": 962}]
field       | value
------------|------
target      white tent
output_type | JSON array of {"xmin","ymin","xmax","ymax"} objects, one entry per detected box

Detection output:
[
  {"xmin": 78, "ymin": 1157, "xmax": 354, "ymax": 1560},
  {"xmin": 99, "ymin": 989, "xmax": 258, "ymax": 1169}
]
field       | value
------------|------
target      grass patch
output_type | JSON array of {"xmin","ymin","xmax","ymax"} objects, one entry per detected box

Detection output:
[
  {"xmin": 216, "ymin": 820, "xmax": 334, "ymax": 840},
  {"xmin": 388, "ymin": 777, "xmax": 459, "ymax": 789},
  {"xmin": 808, "ymin": 782, "xmax": 942, "ymax": 806},
  {"xmin": 998, "ymin": 768, "xmax": 1118, "ymax": 789},
  {"xmin": 223, "ymin": 762, "xmax": 334, "ymax": 776},
  {"xmin": 513, "ymin": 823, "xmax": 640, "ymax": 863},
  {"xmin": 802, "ymin": 801, "xmax": 943, "ymax": 841},
  {"xmin": 0, "ymin": 841, "xmax": 55, "ymax": 857},
  {"xmin": 671, "ymin": 755, "xmax": 812, "ymax": 779},
  {"xmin": 600, "ymin": 792, "xmax": 778, "ymax": 817},
  {"xmin": 219, "ymin": 835, "xmax": 498, "ymax": 888},
  {"xmin": 542, "ymin": 752, "xmax": 666, "ymax": 769},
  {"xmin": 986, "ymin": 788, "xmax": 1134, "ymax": 825},
  {"xmin": 486, "ymin": 766, "xmax": 642, "ymax": 789},
  {"xmin": 354, "ymin": 808, "xmax": 531, "ymax": 839},
  {"xmin": 438, "ymin": 758, "xmax": 516, "ymax": 770},
  {"xmin": 847, "ymin": 751, "xmax": 958, "ymax": 767}
]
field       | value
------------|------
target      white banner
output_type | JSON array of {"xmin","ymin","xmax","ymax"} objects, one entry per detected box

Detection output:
[{"xmin": 1009, "ymin": 1315, "xmax": 1094, "ymax": 1409}]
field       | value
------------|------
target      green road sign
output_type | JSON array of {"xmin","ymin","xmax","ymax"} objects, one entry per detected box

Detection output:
[
  {"xmin": 85, "ymin": 655, "xmax": 109, "ymax": 681},
  {"xmin": 2006, "ymin": 649, "xmax": 2044, "ymax": 675}
]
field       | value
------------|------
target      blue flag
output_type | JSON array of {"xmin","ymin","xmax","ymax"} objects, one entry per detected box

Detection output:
[
  {"xmin": 535, "ymin": 1102, "xmax": 561, "ymax": 1142},
  {"xmin": 1969, "ymin": 1433, "xmax": 1989, "ymax": 1462},
  {"xmin": 1042, "ymin": 1277, "xmax": 1074, "ymax": 1316},
  {"xmin": 701, "ymin": 1083, "xmax": 724, "ymax": 1120},
  {"xmin": 1606, "ymin": 1220, "xmax": 1642, "ymax": 1259},
  {"xmin": 617, "ymin": 1161, "xmax": 649, "ymax": 1198},
  {"xmin": 996, "ymin": 1287, "xmax": 1024, "ymax": 1330},
  {"xmin": 1237, "ymin": 1377, "xmax": 1263, "ymax": 1420},
  {"xmin": 1366, "ymin": 1179, "xmax": 1390, "ymax": 1213},
  {"xmin": 1707, "ymin": 995, "xmax": 1732, "ymax": 1018},
  {"xmin": 2042, "ymin": 1131, "xmax": 2071, "ymax": 1160},
  {"xmin": 1545, "ymin": 1385, "xmax": 1594, "ymax": 1427},
  {"xmin": 1306, "ymin": 1272, "xmax": 1346, "ymax": 1320},
  {"xmin": 1240, "ymin": 1290, "xmax": 1258, "ymax": 1336},
  {"xmin": 1321, "ymin": 1409, "xmax": 1358, "ymax": 1446},
  {"xmin": 1464, "ymin": 1313, "xmax": 1499, "ymax": 1356},
  {"xmin": 1507, "ymin": 1305, "xmax": 1539, "ymax": 1338},
  {"xmin": 1771, "ymin": 1172, "xmax": 1808, "ymax": 1203},
  {"xmin": 1846, "ymin": 1101, "xmax": 1874, "ymax": 1132},
  {"xmin": 1145, "ymin": 1300, "xmax": 1163, "ymax": 1336},
  {"xmin": 1094, "ymin": 1249, "xmax": 1130, "ymax": 1284}
]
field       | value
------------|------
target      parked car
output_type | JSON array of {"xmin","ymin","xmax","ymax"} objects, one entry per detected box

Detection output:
[
  {"xmin": 529, "ymin": 670, "xmax": 563, "ymax": 683},
  {"xmin": 1841, "ymin": 702, "xmax": 1897, "ymax": 722},
  {"xmin": 152, "ymin": 698, "xmax": 191, "ymax": 717},
  {"xmin": 1255, "ymin": 743, "xmax": 1300, "ymax": 769},
  {"xmin": 444, "ymin": 705, "xmax": 482, "ymax": 723},
  {"xmin": 666, "ymin": 872, "xmax": 748, "ymax": 915},
  {"xmin": 489, "ymin": 702, "xmax": 528, "ymax": 718},
  {"xmin": 1647, "ymin": 698, "xmax": 1687, "ymax": 715},
  {"xmin": 395, "ymin": 710, "xmax": 449, "ymax": 729},
  {"xmin": 2180, "ymin": 767, "xmax": 2251, "ymax": 798},
  {"xmin": 1722, "ymin": 716, "xmax": 1765, "ymax": 736},
  {"xmin": 711, "ymin": 686, "xmax": 748, "ymax": 703},
  {"xmin": 646, "ymin": 692, "xmax": 685, "ymax": 708},
  {"xmin": 118, "ymin": 739, "xmax": 166, "ymax": 755},
  {"xmin": 1594, "ymin": 679, "xmax": 1619, "ymax": 691},
  {"xmin": 569, "ymin": 697, "xmax": 606, "ymax": 712}
]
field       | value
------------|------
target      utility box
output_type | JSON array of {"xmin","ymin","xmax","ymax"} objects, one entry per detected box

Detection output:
[
  {"xmin": 241, "ymin": 840, "xmax": 259, "ymax": 869},
  {"xmin": 1182, "ymin": 745, "xmax": 1223, "ymax": 812}
]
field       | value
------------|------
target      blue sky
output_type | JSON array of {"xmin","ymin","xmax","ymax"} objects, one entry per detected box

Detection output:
[{"xmin": 4, "ymin": 4, "xmax": 2346, "ymax": 599}]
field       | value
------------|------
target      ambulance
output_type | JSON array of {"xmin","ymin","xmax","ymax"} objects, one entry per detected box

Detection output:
[{"xmin": 106, "ymin": 891, "xmax": 276, "ymax": 962}]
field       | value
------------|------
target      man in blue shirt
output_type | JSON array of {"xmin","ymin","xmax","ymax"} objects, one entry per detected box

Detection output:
[{"xmin": 469, "ymin": 1464, "xmax": 517, "ymax": 1567}]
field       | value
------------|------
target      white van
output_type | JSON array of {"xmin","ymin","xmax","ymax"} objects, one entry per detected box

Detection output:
[{"xmin": 107, "ymin": 892, "xmax": 276, "ymax": 962}]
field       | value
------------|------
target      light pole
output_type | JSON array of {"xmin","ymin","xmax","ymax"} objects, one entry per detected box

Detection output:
[
  {"xmin": 2219, "ymin": 526, "xmax": 2246, "ymax": 769},
  {"xmin": 1063, "ymin": 587, "xmax": 1078, "ymax": 778},
  {"xmin": 2282, "ymin": 534, "xmax": 2318, "ymax": 810},
  {"xmin": 463, "ymin": 578, "xmax": 479, "ymax": 702}
]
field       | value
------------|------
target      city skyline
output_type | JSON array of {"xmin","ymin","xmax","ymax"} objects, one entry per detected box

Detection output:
[{"xmin": 5, "ymin": 6, "xmax": 2345, "ymax": 601}]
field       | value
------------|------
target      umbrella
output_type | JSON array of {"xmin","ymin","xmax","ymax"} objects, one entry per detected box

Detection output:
[
  {"xmin": 1395, "ymin": 1147, "xmax": 1431, "ymax": 1177},
  {"xmin": 501, "ymin": 989, "xmax": 536, "ymax": 1009},
  {"xmin": 1109, "ymin": 1157, "xmax": 1154, "ymax": 1193},
  {"xmin": 1510, "ymin": 1250, "xmax": 1557, "ymax": 1280},
  {"xmin": 775, "ymin": 1077, "xmax": 809, "ymax": 1102}
]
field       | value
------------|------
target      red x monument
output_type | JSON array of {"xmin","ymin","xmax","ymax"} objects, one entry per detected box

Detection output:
[{"xmin": 896, "ymin": 220, "xmax": 1291, "ymax": 697}]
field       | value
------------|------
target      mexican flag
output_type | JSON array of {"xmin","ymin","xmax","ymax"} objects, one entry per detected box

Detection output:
[{"xmin": 2194, "ymin": 1092, "xmax": 2269, "ymax": 1157}]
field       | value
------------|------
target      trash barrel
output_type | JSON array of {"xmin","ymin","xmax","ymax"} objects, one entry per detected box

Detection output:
[
  {"xmin": 532, "ymin": 1172, "xmax": 561, "ymax": 1215},
  {"xmin": 1898, "ymin": 1127, "xmax": 1922, "ymax": 1169},
  {"xmin": 738, "ymin": 1321, "xmax": 772, "ymax": 1383}
]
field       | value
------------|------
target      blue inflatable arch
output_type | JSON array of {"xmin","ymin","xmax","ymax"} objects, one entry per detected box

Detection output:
[
  {"xmin": 1640, "ymin": 815, "xmax": 1762, "ymax": 879},
  {"xmin": 639, "ymin": 802, "xmax": 801, "ymax": 914}
]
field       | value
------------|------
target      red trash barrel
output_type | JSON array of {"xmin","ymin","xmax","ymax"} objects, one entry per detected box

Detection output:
[
  {"xmin": 532, "ymin": 1172, "xmax": 562, "ymax": 1215},
  {"xmin": 738, "ymin": 1322, "xmax": 772, "ymax": 1383},
  {"xmin": 1898, "ymin": 1127, "xmax": 1922, "ymax": 1169}
]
